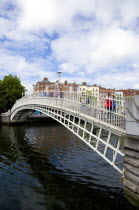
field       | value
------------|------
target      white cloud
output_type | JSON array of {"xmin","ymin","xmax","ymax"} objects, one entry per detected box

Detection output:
[
  {"xmin": 52, "ymin": 25, "xmax": 139, "ymax": 74},
  {"xmin": 0, "ymin": 17, "xmax": 15, "ymax": 38},
  {"xmin": 1, "ymin": 0, "xmax": 139, "ymax": 91},
  {"xmin": 18, "ymin": 0, "xmax": 95, "ymax": 33},
  {"xmin": 60, "ymin": 63, "xmax": 78, "ymax": 74},
  {"xmin": 0, "ymin": 49, "xmax": 56, "ymax": 93},
  {"xmin": 52, "ymin": 32, "xmax": 91, "ymax": 66},
  {"xmin": 18, "ymin": 0, "xmax": 139, "ymax": 32},
  {"xmin": 93, "ymin": 69, "xmax": 139, "ymax": 89},
  {"xmin": 88, "ymin": 26, "xmax": 139, "ymax": 70}
]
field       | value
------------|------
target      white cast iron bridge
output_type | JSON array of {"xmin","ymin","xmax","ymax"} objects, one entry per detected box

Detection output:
[{"xmin": 10, "ymin": 92, "xmax": 125, "ymax": 174}]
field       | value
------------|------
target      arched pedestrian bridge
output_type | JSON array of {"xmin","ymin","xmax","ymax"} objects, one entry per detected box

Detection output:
[{"xmin": 11, "ymin": 92, "xmax": 125, "ymax": 174}]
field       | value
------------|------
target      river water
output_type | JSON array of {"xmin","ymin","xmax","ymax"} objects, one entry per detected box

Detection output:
[{"xmin": 0, "ymin": 121, "xmax": 136, "ymax": 210}]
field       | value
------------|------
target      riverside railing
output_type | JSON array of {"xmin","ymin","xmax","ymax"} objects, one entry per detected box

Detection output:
[{"xmin": 12, "ymin": 91, "xmax": 125, "ymax": 130}]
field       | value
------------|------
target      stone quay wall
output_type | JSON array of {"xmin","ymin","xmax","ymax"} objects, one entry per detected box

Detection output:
[
  {"xmin": 123, "ymin": 95, "xmax": 139, "ymax": 207},
  {"xmin": 0, "ymin": 110, "xmax": 11, "ymax": 124}
]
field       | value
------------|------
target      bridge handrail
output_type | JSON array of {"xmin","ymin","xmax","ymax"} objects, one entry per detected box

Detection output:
[
  {"xmin": 13, "ymin": 91, "xmax": 125, "ymax": 113},
  {"xmin": 11, "ymin": 91, "xmax": 125, "ymax": 130}
]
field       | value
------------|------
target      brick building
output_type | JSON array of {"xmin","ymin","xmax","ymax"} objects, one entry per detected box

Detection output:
[
  {"xmin": 116, "ymin": 89, "xmax": 139, "ymax": 97},
  {"xmin": 33, "ymin": 77, "xmax": 139, "ymax": 97},
  {"xmin": 99, "ymin": 86, "xmax": 139, "ymax": 97},
  {"xmin": 33, "ymin": 77, "xmax": 79, "ymax": 93},
  {"xmin": 99, "ymin": 86, "xmax": 116, "ymax": 96}
]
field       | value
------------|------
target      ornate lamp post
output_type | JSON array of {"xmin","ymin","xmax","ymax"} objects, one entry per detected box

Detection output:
[
  {"xmin": 57, "ymin": 71, "xmax": 62, "ymax": 83},
  {"xmin": 32, "ymin": 84, "xmax": 35, "ymax": 94},
  {"xmin": 57, "ymin": 71, "xmax": 62, "ymax": 91}
]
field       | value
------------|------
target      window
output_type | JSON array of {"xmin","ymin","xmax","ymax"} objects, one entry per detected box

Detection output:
[{"xmin": 49, "ymin": 85, "xmax": 55, "ymax": 88}]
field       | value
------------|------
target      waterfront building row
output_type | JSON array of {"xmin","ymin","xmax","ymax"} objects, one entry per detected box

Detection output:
[{"xmin": 33, "ymin": 77, "xmax": 139, "ymax": 97}]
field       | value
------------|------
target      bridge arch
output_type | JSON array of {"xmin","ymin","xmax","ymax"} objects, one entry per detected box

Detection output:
[{"xmin": 11, "ymin": 94, "xmax": 124, "ymax": 174}]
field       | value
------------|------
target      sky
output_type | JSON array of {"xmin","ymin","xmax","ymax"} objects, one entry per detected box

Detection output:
[{"xmin": 1, "ymin": 0, "xmax": 139, "ymax": 93}]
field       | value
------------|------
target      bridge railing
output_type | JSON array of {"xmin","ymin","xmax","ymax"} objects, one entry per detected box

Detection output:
[{"xmin": 12, "ymin": 91, "xmax": 125, "ymax": 130}]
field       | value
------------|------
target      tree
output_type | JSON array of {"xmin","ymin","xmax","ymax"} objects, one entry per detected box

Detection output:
[{"xmin": 0, "ymin": 75, "xmax": 26, "ymax": 113}]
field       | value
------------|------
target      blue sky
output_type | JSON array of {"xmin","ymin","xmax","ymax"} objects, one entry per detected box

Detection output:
[{"xmin": 0, "ymin": 0, "xmax": 139, "ymax": 93}]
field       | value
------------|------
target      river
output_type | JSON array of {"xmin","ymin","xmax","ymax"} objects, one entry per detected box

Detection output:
[{"xmin": 0, "ymin": 121, "xmax": 136, "ymax": 210}]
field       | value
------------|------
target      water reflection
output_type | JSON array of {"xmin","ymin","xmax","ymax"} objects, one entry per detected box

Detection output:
[{"xmin": 0, "ymin": 123, "xmax": 135, "ymax": 209}]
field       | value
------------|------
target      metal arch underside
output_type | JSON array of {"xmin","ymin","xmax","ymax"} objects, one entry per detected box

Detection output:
[
  {"xmin": 11, "ymin": 104, "xmax": 124, "ymax": 174},
  {"xmin": 11, "ymin": 109, "xmax": 31, "ymax": 122}
]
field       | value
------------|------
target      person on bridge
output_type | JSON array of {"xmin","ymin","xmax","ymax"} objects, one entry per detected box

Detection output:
[
  {"xmin": 86, "ymin": 97, "xmax": 90, "ymax": 105},
  {"xmin": 104, "ymin": 92, "xmax": 113, "ymax": 113},
  {"xmin": 112, "ymin": 95, "xmax": 116, "ymax": 112}
]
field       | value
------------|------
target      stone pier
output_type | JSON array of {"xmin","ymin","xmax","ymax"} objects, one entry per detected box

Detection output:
[
  {"xmin": 123, "ymin": 95, "xmax": 139, "ymax": 207},
  {"xmin": 0, "ymin": 110, "xmax": 11, "ymax": 124}
]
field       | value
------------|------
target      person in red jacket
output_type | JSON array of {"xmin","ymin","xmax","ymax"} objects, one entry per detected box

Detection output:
[{"xmin": 104, "ymin": 92, "xmax": 113, "ymax": 112}]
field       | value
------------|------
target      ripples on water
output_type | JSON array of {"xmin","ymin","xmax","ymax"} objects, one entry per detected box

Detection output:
[{"xmin": 0, "ymin": 121, "xmax": 136, "ymax": 210}]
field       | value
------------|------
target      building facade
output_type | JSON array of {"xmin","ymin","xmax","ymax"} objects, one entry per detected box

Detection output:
[
  {"xmin": 33, "ymin": 77, "xmax": 139, "ymax": 97},
  {"xmin": 33, "ymin": 77, "xmax": 79, "ymax": 93},
  {"xmin": 116, "ymin": 89, "xmax": 139, "ymax": 97},
  {"xmin": 79, "ymin": 83, "xmax": 99, "ymax": 96},
  {"xmin": 99, "ymin": 86, "xmax": 116, "ymax": 96}
]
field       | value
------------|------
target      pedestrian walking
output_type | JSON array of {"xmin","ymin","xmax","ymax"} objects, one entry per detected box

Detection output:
[
  {"xmin": 104, "ymin": 92, "xmax": 113, "ymax": 119},
  {"xmin": 112, "ymin": 95, "xmax": 116, "ymax": 112}
]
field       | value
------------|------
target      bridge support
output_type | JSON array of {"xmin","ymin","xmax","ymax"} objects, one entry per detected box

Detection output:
[
  {"xmin": 123, "ymin": 95, "xmax": 139, "ymax": 207},
  {"xmin": 0, "ymin": 110, "xmax": 10, "ymax": 124}
]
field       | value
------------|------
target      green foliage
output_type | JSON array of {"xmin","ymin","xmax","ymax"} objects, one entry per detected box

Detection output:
[{"xmin": 0, "ymin": 75, "xmax": 26, "ymax": 113}]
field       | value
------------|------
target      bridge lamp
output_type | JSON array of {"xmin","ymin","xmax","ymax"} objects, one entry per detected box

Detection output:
[
  {"xmin": 57, "ymin": 71, "xmax": 62, "ymax": 92},
  {"xmin": 57, "ymin": 71, "xmax": 62, "ymax": 83},
  {"xmin": 32, "ymin": 84, "xmax": 35, "ymax": 93}
]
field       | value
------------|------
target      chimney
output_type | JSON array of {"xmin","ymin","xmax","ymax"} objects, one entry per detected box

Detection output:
[
  {"xmin": 82, "ymin": 82, "xmax": 87, "ymax": 86},
  {"xmin": 64, "ymin": 80, "xmax": 68, "ymax": 85},
  {"xmin": 43, "ymin": 77, "xmax": 48, "ymax": 81}
]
